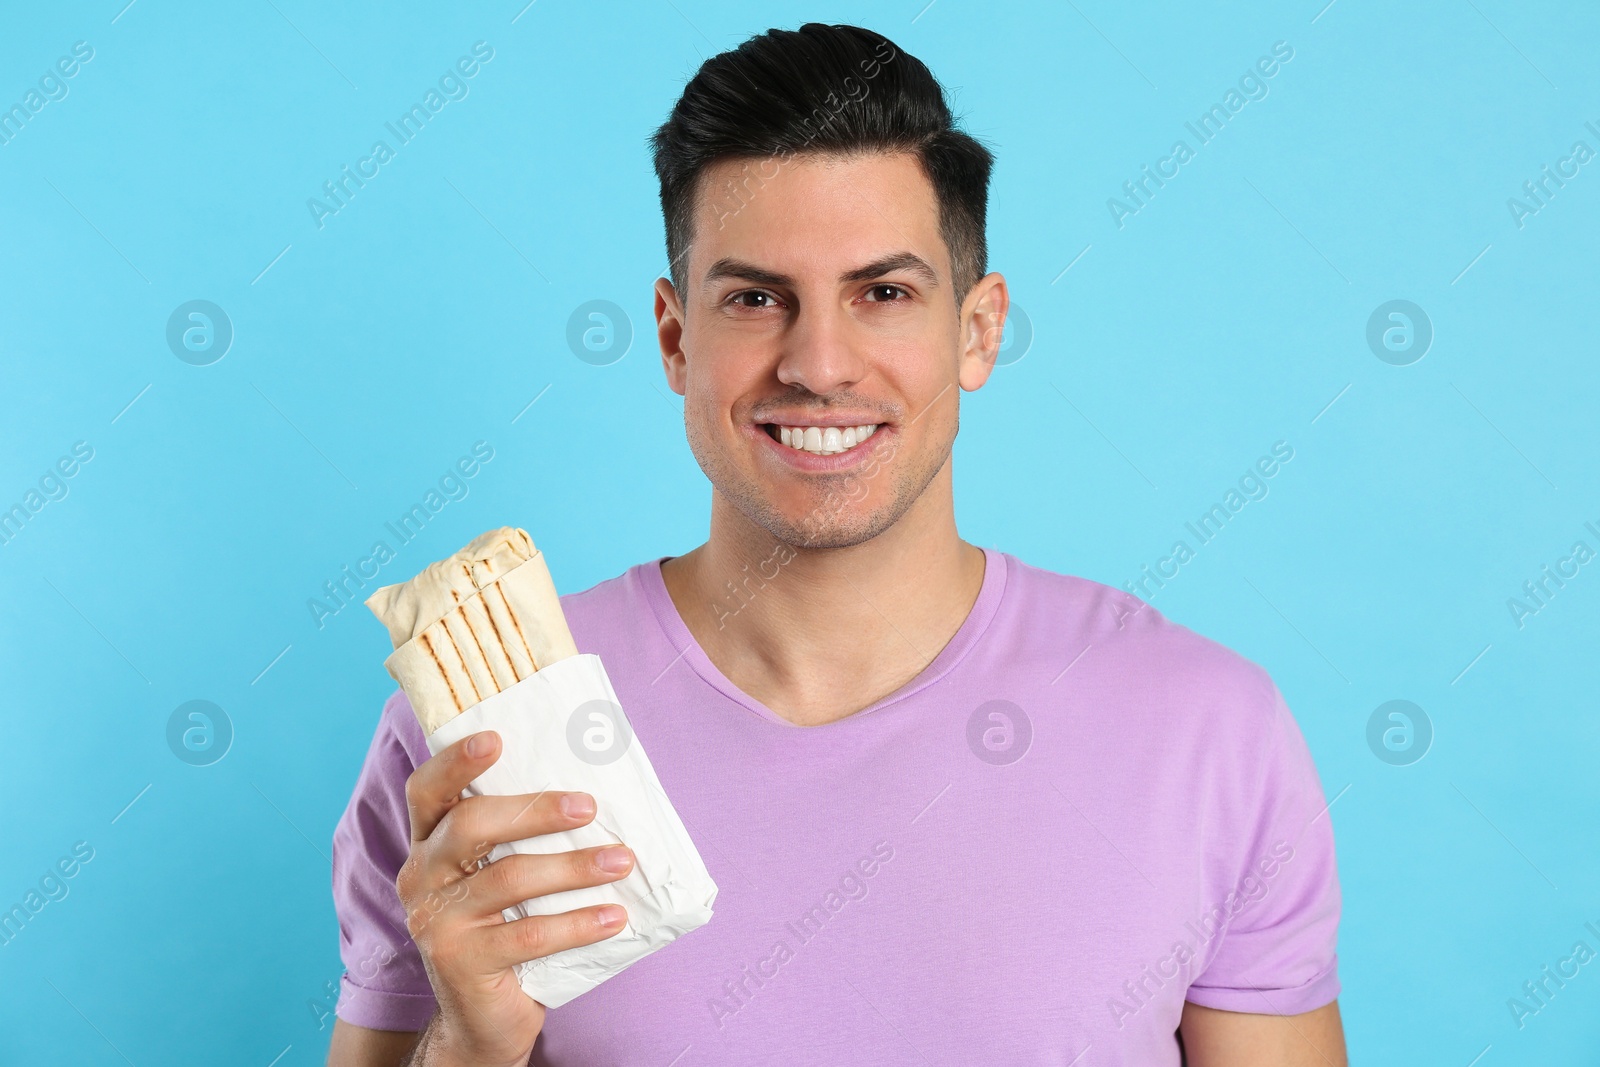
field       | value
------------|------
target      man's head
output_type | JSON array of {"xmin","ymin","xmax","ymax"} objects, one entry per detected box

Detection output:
[{"xmin": 649, "ymin": 23, "xmax": 1008, "ymax": 550}]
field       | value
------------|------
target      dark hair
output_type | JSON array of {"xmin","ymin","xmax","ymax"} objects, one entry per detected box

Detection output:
[{"xmin": 649, "ymin": 23, "xmax": 994, "ymax": 303}]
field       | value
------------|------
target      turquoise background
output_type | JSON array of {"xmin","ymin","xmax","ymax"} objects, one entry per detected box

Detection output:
[{"xmin": 2, "ymin": 1, "xmax": 1596, "ymax": 1063}]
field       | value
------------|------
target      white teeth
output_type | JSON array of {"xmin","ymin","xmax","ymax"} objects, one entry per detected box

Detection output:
[{"xmin": 770, "ymin": 423, "xmax": 882, "ymax": 456}]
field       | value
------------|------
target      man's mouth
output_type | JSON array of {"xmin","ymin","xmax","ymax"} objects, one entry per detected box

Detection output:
[{"xmin": 761, "ymin": 422, "xmax": 883, "ymax": 456}]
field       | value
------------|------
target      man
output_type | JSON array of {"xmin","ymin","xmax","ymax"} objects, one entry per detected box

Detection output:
[{"xmin": 328, "ymin": 22, "xmax": 1346, "ymax": 1066}]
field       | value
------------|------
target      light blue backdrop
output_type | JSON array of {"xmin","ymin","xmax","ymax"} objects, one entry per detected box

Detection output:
[{"xmin": 2, "ymin": 1, "xmax": 1596, "ymax": 1063}]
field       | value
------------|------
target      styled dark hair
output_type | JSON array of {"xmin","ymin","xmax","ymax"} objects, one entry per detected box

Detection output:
[{"xmin": 649, "ymin": 23, "xmax": 994, "ymax": 304}]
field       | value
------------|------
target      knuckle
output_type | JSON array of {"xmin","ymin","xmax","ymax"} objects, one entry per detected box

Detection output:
[
  {"xmin": 579, "ymin": 850, "xmax": 611, "ymax": 882},
  {"xmin": 439, "ymin": 796, "xmax": 486, "ymax": 846},
  {"xmin": 461, "ymin": 838, "xmax": 495, "ymax": 876},
  {"xmin": 516, "ymin": 917, "xmax": 552, "ymax": 958},
  {"xmin": 403, "ymin": 768, "xmax": 427, "ymax": 810},
  {"xmin": 406, "ymin": 880, "xmax": 457, "ymax": 940},
  {"xmin": 427, "ymin": 937, "xmax": 459, "ymax": 973},
  {"xmin": 430, "ymin": 808, "xmax": 465, "ymax": 853},
  {"xmin": 394, "ymin": 854, "xmax": 421, "ymax": 902},
  {"xmin": 489, "ymin": 853, "xmax": 542, "ymax": 908},
  {"xmin": 442, "ymin": 867, "xmax": 475, "ymax": 901},
  {"xmin": 481, "ymin": 852, "xmax": 523, "ymax": 898}
]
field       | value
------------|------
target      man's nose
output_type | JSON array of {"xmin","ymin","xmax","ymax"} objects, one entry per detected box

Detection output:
[{"xmin": 775, "ymin": 301, "xmax": 869, "ymax": 396}]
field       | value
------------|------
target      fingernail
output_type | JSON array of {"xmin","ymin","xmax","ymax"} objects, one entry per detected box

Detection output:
[
  {"xmin": 560, "ymin": 793, "xmax": 595, "ymax": 819},
  {"xmin": 596, "ymin": 905, "xmax": 625, "ymax": 927},
  {"xmin": 596, "ymin": 847, "xmax": 632, "ymax": 874},
  {"xmin": 467, "ymin": 732, "xmax": 493, "ymax": 758}
]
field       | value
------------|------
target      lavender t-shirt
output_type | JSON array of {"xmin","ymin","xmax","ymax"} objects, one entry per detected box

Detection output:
[{"xmin": 332, "ymin": 549, "xmax": 1340, "ymax": 1065}]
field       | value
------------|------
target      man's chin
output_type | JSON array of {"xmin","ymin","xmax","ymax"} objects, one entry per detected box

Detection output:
[
  {"xmin": 780, "ymin": 520, "xmax": 888, "ymax": 551},
  {"xmin": 755, "ymin": 490, "xmax": 912, "ymax": 551},
  {"xmin": 695, "ymin": 431, "xmax": 945, "ymax": 553}
]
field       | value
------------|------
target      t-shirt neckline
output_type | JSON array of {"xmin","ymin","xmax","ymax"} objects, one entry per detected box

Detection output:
[{"xmin": 637, "ymin": 545, "xmax": 1010, "ymax": 729}]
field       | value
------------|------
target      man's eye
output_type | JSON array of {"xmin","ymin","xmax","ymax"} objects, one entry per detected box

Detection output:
[
  {"xmin": 731, "ymin": 291, "xmax": 778, "ymax": 308},
  {"xmin": 865, "ymin": 284, "xmax": 909, "ymax": 302}
]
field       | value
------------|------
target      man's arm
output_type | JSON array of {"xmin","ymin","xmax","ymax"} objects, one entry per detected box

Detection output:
[
  {"xmin": 327, "ymin": 1019, "xmax": 421, "ymax": 1066},
  {"xmin": 1179, "ymin": 998, "xmax": 1347, "ymax": 1066},
  {"xmin": 326, "ymin": 726, "xmax": 635, "ymax": 1067}
]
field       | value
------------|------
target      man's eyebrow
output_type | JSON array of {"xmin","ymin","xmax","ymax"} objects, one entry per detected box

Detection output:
[
  {"xmin": 700, "ymin": 252, "xmax": 940, "ymax": 291},
  {"xmin": 839, "ymin": 252, "xmax": 939, "ymax": 287},
  {"xmin": 702, "ymin": 258, "xmax": 791, "ymax": 290}
]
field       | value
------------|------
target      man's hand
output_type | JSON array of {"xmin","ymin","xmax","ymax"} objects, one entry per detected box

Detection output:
[{"xmin": 395, "ymin": 728, "xmax": 635, "ymax": 1067}]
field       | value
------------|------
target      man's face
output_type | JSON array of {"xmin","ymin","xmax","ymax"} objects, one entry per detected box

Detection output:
[{"xmin": 654, "ymin": 151, "xmax": 1006, "ymax": 549}]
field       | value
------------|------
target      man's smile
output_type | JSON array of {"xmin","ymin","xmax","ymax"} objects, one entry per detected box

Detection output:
[
  {"xmin": 749, "ymin": 419, "xmax": 893, "ymax": 470},
  {"xmin": 762, "ymin": 421, "xmax": 882, "ymax": 454}
]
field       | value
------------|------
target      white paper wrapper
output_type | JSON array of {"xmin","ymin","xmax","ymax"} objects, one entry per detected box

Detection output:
[{"xmin": 423, "ymin": 653, "xmax": 718, "ymax": 1008}]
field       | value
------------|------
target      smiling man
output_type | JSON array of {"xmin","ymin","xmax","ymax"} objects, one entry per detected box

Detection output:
[{"xmin": 328, "ymin": 23, "xmax": 1346, "ymax": 1067}]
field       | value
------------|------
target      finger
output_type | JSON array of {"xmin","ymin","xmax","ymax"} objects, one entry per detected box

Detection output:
[
  {"xmin": 422, "ymin": 791, "xmax": 600, "ymax": 881},
  {"xmin": 475, "ymin": 904, "xmax": 629, "ymax": 973},
  {"xmin": 454, "ymin": 845, "xmax": 636, "ymax": 919},
  {"xmin": 397, "ymin": 792, "xmax": 605, "ymax": 939},
  {"xmin": 405, "ymin": 730, "xmax": 503, "ymax": 843}
]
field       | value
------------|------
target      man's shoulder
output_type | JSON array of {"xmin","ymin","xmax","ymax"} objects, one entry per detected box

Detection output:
[
  {"xmin": 365, "ymin": 683, "xmax": 432, "ymax": 776},
  {"xmin": 556, "ymin": 559, "xmax": 647, "ymax": 611},
  {"xmin": 998, "ymin": 551, "xmax": 1279, "ymax": 719},
  {"xmin": 557, "ymin": 557, "xmax": 661, "ymax": 651}
]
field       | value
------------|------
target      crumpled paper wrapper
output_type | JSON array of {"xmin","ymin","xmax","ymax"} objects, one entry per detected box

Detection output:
[{"xmin": 421, "ymin": 652, "xmax": 718, "ymax": 1008}]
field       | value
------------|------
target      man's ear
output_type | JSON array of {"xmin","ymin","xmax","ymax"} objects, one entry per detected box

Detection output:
[
  {"xmin": 958, "ymin": 271, "xmax": 1009, "ymax": 391},
  {"xmin": 655, "ymin": 276, "xmax": 688, "ymax": 396}
]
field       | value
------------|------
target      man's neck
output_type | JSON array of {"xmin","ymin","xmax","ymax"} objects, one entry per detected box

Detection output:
[{"xmin": 659, "ymin": 466, "xmax": 987, "ymax": 726}]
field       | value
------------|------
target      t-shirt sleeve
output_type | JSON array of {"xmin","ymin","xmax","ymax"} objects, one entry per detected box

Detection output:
[
  {"xmin": 331, "ymin": 688, "xmax": 440, "ymax": 1031},
  {"xmin": 1184, "ymin": 675, "xmax": 1342, "ymax": 1015}
]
